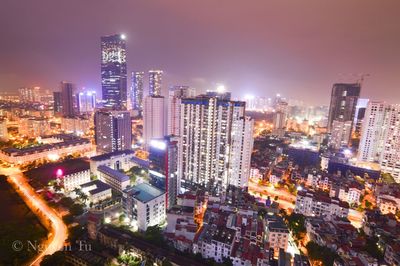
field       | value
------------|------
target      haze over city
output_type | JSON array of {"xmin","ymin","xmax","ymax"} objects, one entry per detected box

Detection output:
[{"xmin": 1, "ymin": 0, "xmax": 400, "ymax": 104}]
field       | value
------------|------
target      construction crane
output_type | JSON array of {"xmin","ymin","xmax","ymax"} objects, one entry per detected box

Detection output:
[{"xmin": 357, "ymin": 73, "xmax": 370, "ymax": 87}]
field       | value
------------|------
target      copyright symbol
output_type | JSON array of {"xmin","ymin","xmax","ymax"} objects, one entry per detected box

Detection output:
[{"xmin": 12, "ymin": 240, "xmax": 23, "ymax": 251}]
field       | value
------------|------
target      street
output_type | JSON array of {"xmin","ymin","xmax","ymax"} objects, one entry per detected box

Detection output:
[{"xmin": 0, "ymin": 166, "xmax": 68, "ymax": 266}]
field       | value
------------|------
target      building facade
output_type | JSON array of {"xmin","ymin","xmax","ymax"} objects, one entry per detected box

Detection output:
[
  {"xmin": 94, "ymin": 110, "xmax": 132, "ymax": 154},
  {"xmin": 101, "ymin": 34, "xmax": 127, "ymax": 109},
  {"xmin": 149, "ymin": 70, "xmax": 163, "ymax": 96},
  {"xmin": 178, "ymin": 96, "xmax": 254, "ymax": 194},
  {"xmin": 131, "ymin": 71, "xmax": 144, "ymax": 111},
  {"xmin": 143, "ymin": 96, "xmax": 165, "ymax": 147},
  {"xmin": 167, "ymin": 86, "xmax": 195, "ymax": 136}
]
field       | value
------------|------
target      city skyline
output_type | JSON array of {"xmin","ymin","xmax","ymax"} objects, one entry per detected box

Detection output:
[{"xmin": 1, "ymin": 0, "xmax": 400, "ymax": 104}]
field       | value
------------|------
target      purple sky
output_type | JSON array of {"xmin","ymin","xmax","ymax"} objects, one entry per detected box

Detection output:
[{"xmin": 1, "ymin": 0, "xmax": 400, "ymax": 104}]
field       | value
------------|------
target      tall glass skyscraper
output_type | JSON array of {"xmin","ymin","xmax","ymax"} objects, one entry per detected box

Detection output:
[
  {"xmin": 131, "ymin": 71, "xmax": 144, "ymax": 111},
  {"xmin": 101, "ymin": 34, "xmax": 127, "ymax": 109},
  {"xmin": 149, "ymin": 70, "xmax": 163, "ymax": 96}
]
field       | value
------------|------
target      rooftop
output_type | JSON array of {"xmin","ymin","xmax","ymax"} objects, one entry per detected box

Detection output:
[
  {"xmin": 80, "ymin": 179, "xmax": 111, "ymax": 195},
  {"xmin": 90, "ymin": 149, "xmax": 134, "ymax": 162},
  {"xmin": 97, "ymin": 165, "xmax": 130, "ymax": 182},
  {"xmin": 126, "ymin": 183, "xmax": 165, "ymax": 203}
]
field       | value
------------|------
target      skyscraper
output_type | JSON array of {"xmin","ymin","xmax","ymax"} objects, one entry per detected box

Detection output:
[
  {"xmin": 272, "ymin": 101, "xmax": 288, "ymax": 137},
  {"xmin": 60, "ymin": 81, "xmax": 76, "ymax": 117},
  {"xmin": 94, "ymin": 110, "xmax": 132, "ymax": 154},
  {"xmin": 131, "ymin": 71, "xmax": 144, "ymax": 111},
  {"xmin": 327, "ymin": 83, "xmax": 361, "ymax": 148},
  {"xmin": 148, "ymin": 136, "xmax": 179, "ymax": 210},
  {"xmin": 167, "ymin": 86, "xmax": 196, "ymax": 136},
  {"xmin": 358, "ymin": 102, "xmax": 400, "ymax": 182},
  {"xmin": 77, "ymin": 91, "xmax": 96, "ymax": 114},
  {"xmin": 143, "ymin": 96, "xmax": 165, "ymax": 147},
  {"xmin": 178, "ymin": 95, "xmax": 254, "ymax": 194},
  {"xmin": 101, "ymin": 34, "xmax": 127, "ymax": 109},
  {"xmin": 149, "ymin": 70, "xmax": 163, "ymax": 96}
]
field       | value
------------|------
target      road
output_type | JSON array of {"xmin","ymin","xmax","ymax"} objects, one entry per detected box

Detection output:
[
  {"xmin": 248, "ymin": 178, "xmax": 296, "ymax": 211},
  {"xmin": 0, "ymin": 166, "xmax": 68, "ymax": 266}
]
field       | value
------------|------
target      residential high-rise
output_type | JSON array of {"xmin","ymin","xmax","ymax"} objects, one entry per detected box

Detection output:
[
  {"xmin": 143, "ymin": 96, "xmax": 165, "ymax": 147},
  {"xmin": 77, "ymin": 91, "xmax": 96, "ymax": 114},
  {"xmin": 178, "ymin": 95, "xmax": 254, "ymax": 194},
  {"xmin": 131, "ymin": 71, "xmax": 144, "ymax": 111},
  {"xmin": 167, "ymin": 86, "xmax": 196, "ymax": 136},
  {"xmin": 358, "ymin": 102, "xmax": 400, "ymax": 182},
  {"xmin": 94, "ymin": 110, "xmax": 131, "ymax": 154},
  {"xmin": 61, "ymin": 81, "xmax": 76, "ymax": 117},
  {"xmin": 354, "ymin": 98, "xmax": 369, "ymax": 137},
  {"xmin": 101, "ymin": 34, "xmax": 127, "ymax": 109},
  {"xmin": 18, "ymin": 87, "xmax": 41, "ymax": 103},
  {"xmin": 272, "ymin": 101, "xmax": 288, "ymax": 137},
  {"xmin": 327, "ymin": 83, "xmax": 361, "ymax": 148},
  {"xmin": 149, "ymin": 70, "xmax": 163, "ymax": 96},
  {"xmin": 148, "ymin": 136, "xmax": 179, "ymax": 210}
]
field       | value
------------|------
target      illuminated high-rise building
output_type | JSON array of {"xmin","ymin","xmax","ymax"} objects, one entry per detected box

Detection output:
[
  {"xmin": 61, "ymin": 81, "xmax": 76, "ymax": 117},
  {"xmin": 94, "ymin": 110, "xmax": 131, "ymax": 154},
  {"xmin": 131, "ymin": 71, "xmax": 144, "ymax": 111},
  {"xmin": 143, "ymin": 96, "xmax": 165, "ymax": 147},
  {"xmin": 167, "ymin": 86, "xmax": 195, "ymax": 136},
  {"xmin": 358, "ymin": 102, "xmax": 400, "ymax": 182},
  {"xmin": 77, "ymin": 91, "xmax": 96, "ymax": 114},
  {"xmin": 178, "ymin": 95, "xmax": 254, "ymax": 194},
  {"xmin": 101, "ymin": 34, "xmax": 127, "ymax": 109},
  {"xmin": 148, "ymin": 136, "xmax": 179, "ymax": 210},
  {"xmin": 53, "ymin": 91, "xmax": 62, "ymax": 116},
  {"xmin": 272, "ymin": 101, "xmax": 288, "ymax": 137},
  {"xmin": 149, "ymin": 70, "xmax": 163, "ymax": 96}
]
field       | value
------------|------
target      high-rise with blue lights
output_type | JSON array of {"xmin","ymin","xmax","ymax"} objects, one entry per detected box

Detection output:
[{"xmin": 101, "ymin": 34, "xmax": 127, "ymax": 109}]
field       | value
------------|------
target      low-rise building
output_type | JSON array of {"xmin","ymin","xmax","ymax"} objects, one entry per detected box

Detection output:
[
  {"xmin": 97, "ymin": 165, "xmax": 130, "ymax": 192},
  {"xmin": 265, "ymin": 218, "xmax": 289, "ymax": 252},
  {"xmin": 123, "ymin": 183, "xmax": 166, "ymax": 231},
  {"xmin": 384, "ymin": 241, "xmax": 400, "ymax": 266},
  {"xmin": 90, "ymin": 150, "xmax": 135, "ymax": 177},
  {"xmin": 80, "ymin": 180, "xmax": 112, "ymax": 204},
  {"xmin": 294, "ymin": 190, "xmax": 349, "ymax": 219}
]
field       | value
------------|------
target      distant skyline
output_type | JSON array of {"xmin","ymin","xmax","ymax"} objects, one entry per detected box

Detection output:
[{"xmin": 1, "ymin": 0, "xmax": 400, "ymax": 104}]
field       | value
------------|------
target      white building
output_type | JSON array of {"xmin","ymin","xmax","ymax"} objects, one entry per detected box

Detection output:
[
  {"xmin": 89, "ymin": 150, "xmax": 135, "ymax": 177},
  {"xmin": 167, "ymin": 86, "xmax": 195, "ymax": 136},
  {"xmin": 97, "ymin": 165, "xmax": 130, "ymax": 192},
  {"xmin": 54, "ymin": 159, "xmax": 91, "ymax": 191},
  {"xmin": 377, "ymin": 195, "xmax": 400, "ymax": 215},
  {"xmin": 123, "ymin": 183, "xmax": 166, "ymax": 231},
  {"xmin": 294, "ymin": 190, "xmax": 349, "ymax": 219},
  {"xmin": 80, "ymin": 180, "xmax": 112, "ymax": 204},
  {"xmin": 193, "ymin": 224, "xmax": 236, "ymax": 263},
  {"xmin": 143, "ymin": 96, "xmax": 165, "ymax": 148},
  {"xmin": 338, "ymin": 186, "xmax": 362, "ymax": 205},
  {"xmin": 265, "ymin": 219, "xmax": 289, "ymax": 252},
  {"xmin": 179, "ymin": 96, "xmax": 254, "ymax": 194},
  {"xmin": 358, "ymin": 102, "xmax": 400, "ymax": 182}
]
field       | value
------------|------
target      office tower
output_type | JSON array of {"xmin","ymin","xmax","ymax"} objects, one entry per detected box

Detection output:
[
  {"xmin": 131, "ymin": 71, "xmax": 144, "ymax": 111},
  {"xmin": 77, "ymin": 91, "xmax": 96, "ymax": 114},
  {"xmin": 272, "ymin": 101, "xmax": 288, "ymax": 137},
  {"xmin": 60, "ymin": 81, "xmax": 76, "ymax": 117},
  {"xmin": 18, "ymin": 87, "xmax": 41, "ymax": 103},
  {"xmin": 53, "ymin": 91, "xmax": 62, "ymax": 116},
  {"xmin": 94, "ymin": 110, "xmax": 131, "ymax": 154},
  {"xmin": 178, "ymin": 95, "xmax": 254, "ymax": 194},
  {"xmin": 101, "ymin": 34, "xmax": 127, "ymax": 109},
  {"xmin": 358, "ymin": 102, "xmax": 400, "ymax": 182},
  {"xmin": 143, "ymin": 96, "xmax": 165, "ymax": 147},
  {"xmin": 148, "ymin": 136, "xmax": 179, "ymax": 210},
  {"xmin": 149, "ymin": 70, "xmax": 163, "ymax": 96},
  {"xmin": 167, "ymin": 86, "xmax": 196, "ymax": 136}
]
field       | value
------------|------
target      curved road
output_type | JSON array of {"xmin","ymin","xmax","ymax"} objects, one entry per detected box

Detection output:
[{"xmin": 0, "ymin": 167, "xmax": 68, "ymax": 266}]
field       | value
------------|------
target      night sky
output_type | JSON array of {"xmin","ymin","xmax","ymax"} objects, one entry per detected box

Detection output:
[{"xmin": 1, "ymin": 0, "xmax": 400, "ymax": 104}]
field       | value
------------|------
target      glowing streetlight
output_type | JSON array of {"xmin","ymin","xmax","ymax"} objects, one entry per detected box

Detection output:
[{"xmin": 120, "ymin": 34, "xmax": 126, "ymax": 40}]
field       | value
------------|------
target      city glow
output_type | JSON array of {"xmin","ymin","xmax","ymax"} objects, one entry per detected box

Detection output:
[
  {"xmin": 120, "ymin": 34, "xmax": 126, "ymax": 40},
  {"xmin": 216, "ymin": 84, "xmax": 225, "ymax": 93},
  {"xmin": 150, "ymin": 139, "xmax": 166, "ymax": 150}
]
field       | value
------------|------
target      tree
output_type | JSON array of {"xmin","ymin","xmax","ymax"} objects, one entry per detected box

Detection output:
[
  {"xmin": 70, "ymin": 203, "xmax": 84, "ymax": 216},
  {"xmin": 40, "ymin": 251, "xmax": 66, "ymax": 266},
  {"xmin": 306, "ymin": 241, "xmax": 337, "ymax": 266}
]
